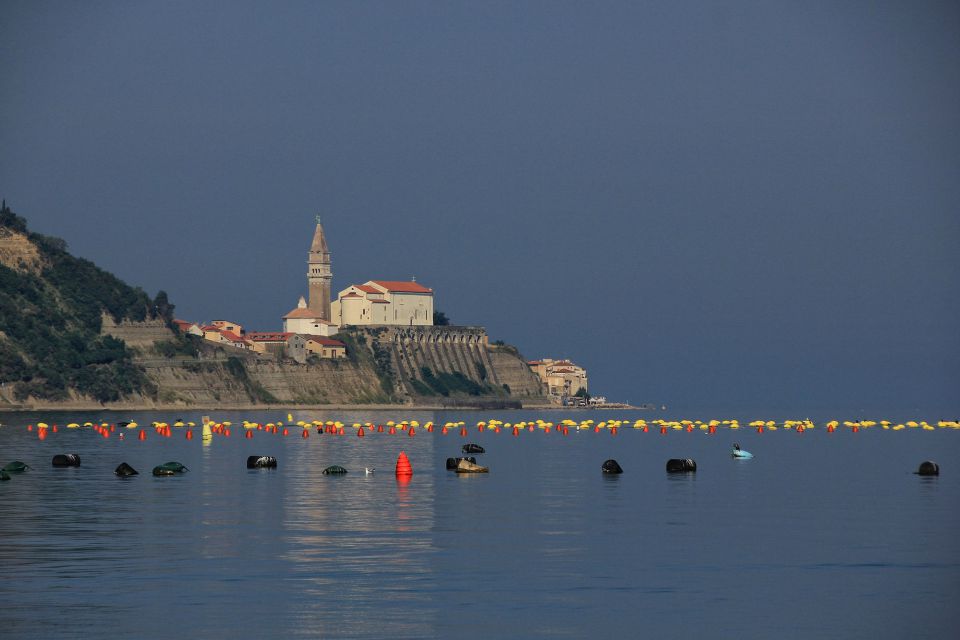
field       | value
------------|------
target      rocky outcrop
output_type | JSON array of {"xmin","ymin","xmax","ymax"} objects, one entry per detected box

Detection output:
[{"xmin": 0, "ymin": 228, "xmax": 42, "ymax": 273}]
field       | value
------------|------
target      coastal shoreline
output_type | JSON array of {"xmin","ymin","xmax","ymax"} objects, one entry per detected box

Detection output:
[{"xmin": 0, "ymin": 401, "xmax": 641, "ymax": 413}]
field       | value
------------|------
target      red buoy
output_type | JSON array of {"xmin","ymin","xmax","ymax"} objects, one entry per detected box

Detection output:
[
  {"xmin": 186, "ymin": 430, "xmax": 193, "ymax": 440},
  {"xmin": 396, "ymin": 451, "xmax": 413, "ymax": 477},
  {"xmin": 138, "ymin": 430, "xmax": 147, "ymax": 441},
  {"xmin": 512, "ymin": 427, "xmax": 519, "ymax": 437},
  {"xmin": 282, "ymin": 428, "xmax": 289, "ymax": 436},
  {"xmin": 408, "ymin": 428, "xmax": 415, "ymax": 437},
  {"xmin": 301, "ymin": 429, "xmax": 309, "ymax": 439},
  {"xmin": 245, "ymin": 430, "xmax": 253, "ymax": 439},
  {"xmin": 357, "ymin": 427, "xmax": 365, "ymax": 438}
]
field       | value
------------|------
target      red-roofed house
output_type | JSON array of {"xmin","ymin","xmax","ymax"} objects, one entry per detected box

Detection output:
[
  {"xmin": 331, "ymin": 280, "xmax": 434, "ymax": 327},
  {"xmin": 246, "ymin": 331, "xmax": 295, "ymax": 356},
  {"xmin": 303, "ymin": 336, "xmax": 347, "ymax": 359},
  {"xmin": 173, "ymin": 319, "xmax": 203, "ymax": 337},
  {"xmin": 283, "ymin": 296, "xmax": 339, "ymax": 337}
]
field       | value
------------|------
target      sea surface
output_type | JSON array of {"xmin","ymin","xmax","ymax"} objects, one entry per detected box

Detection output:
[{"xmin": 1, "ymin": 408, "xmax": 958, "ymax": 639}]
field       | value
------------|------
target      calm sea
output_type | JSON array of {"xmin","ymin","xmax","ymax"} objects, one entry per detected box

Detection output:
[{"xmin": 1, "ymin": 408, "xmax": 958, "ymax": 639}]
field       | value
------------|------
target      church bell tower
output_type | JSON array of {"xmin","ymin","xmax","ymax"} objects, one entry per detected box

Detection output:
[{"xmin": 307, "ymin": 215, "xmax": 332, "ymax": 321}]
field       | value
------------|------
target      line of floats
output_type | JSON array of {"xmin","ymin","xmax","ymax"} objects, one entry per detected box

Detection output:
[{"xmin": 13, "ymin": 416, "xmax": 960, "ymax": 441}]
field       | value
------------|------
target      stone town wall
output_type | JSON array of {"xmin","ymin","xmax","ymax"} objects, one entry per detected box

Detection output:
[
  {"xmin": 100, "ymin": 313, "xmax": 176, "ymax": 347},
  {"xmin": 368, "ymin": 325, "xmax": 549, "ymax": 400}
]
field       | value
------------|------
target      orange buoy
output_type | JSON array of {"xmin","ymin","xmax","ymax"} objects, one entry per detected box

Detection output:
[
  {"xmin": 282, "ymin": 428, "xmax": 289, "ymax": 436},
  {"xmin": 338, "ymin": 427, "xmax": 345, "ymax": 436},
  {"xmin": 52, "ymin": 425, "xmax": 59, "ymax": 433},
  {"xmin": 686, "ymin": 425, "xmax": 694, "ymax": 433},
  {"xmin": 643, "ymin": 425, "xmax": 649, "ymax": 432},
  {"xmin": 611, "ymin": 427, "xmax": 618, "ymax": 436},
  {"xmin": 594, "ymin": 426, "xmax": 600, "ymax": 433},
  {"xmin": 442, "ymin": 426, "xmax": 449, "ymax": 435},
  {"xmin": 797, "ymin": 426, "xmax": 805, "ymax": 433},
  {"xmin": 852, "ymin": 425, "xmax": 859, "ymax": 433},
  {"xmin": 512, "ymin": 426, "xmax": 519, "ymax": 437},
  {"xmin": 708, "ymin": 425, "xmax": 716, "ymax": 434},
  {"xmin": 138, "ymin": 430, "xmax": 147, "ymax": 441},
  {"xmin": 827, "ymin": 425, "xmax": 835, "ymax": 433},
  {"xmin": 757, "ymin": 427, "xmax": 764, "ymax": 434},
  {"xmin": 660, "ymin": 426, "xmax": 667, "ymax": 435},
  {"xmin": 389, "ymin": 426, "xmax": 396, "ymax": 435},
  {"xmin": 528, "ymin": 425, "xmax": 534, "ymax": 432},
  {"xmin": 396, "ymin": 451, "xmax": 413, "ymax": 477},
  {"xmin": 224, "ymin": 428, "xmax": 231, "ymax": 437},
  {"xmin": 186, "ymin": 429, "xmax": 193, "ymax": 440},
  {"xmin": 27, "ymin": 425, "xmax": 33, "ymax": 431},
  {"xmin": 301, "ymin": 429, "xmax": 309, "ymax": 438},
  {"xmin": 460, "ymin": 426, "xmax": 467, "ymax": 437},
  {"xmin": 358, "ymin": 427, "xmax": 365, "ymax": 438},
  {"xmin": 478, "ymin": 425, "xmax": 483, "ymax": 433},
  {"xmin": 408, "ymin": 428, "xmax": 415, "ymax": 437},
  {"xmin": 38, "ymin": 429, "xmax": 47, "ymax": 441},
  {"xmin": 563, "ymin": 427, "xmax": 569, "ymax": 436}
]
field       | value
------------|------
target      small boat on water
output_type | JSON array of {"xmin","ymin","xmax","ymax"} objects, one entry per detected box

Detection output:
[{"xmin": 732, "ymin": 443, "xmax": 753, "ymax": 459}]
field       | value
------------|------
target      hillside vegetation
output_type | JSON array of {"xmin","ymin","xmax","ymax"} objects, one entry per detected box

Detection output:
[{"xmin": 0, "ymin": 202, "xmax": 168, "ymax": 402}]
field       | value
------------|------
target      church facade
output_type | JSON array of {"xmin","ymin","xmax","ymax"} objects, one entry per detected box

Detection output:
[
  {"xmin": 284, "ymin": 219, "xmax": 435, "ymax": 331},
  {"xmin": 331, "ymin": 280, "xmax": 434, "ymax": 327}
]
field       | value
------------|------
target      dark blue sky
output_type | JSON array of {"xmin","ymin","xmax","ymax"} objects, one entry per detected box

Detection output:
[{"xmin": 2, "ymin": 1, "xmax": 958, "ymax": 412}]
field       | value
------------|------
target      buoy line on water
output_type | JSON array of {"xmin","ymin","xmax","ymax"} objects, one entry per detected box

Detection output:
[{"xmin": 16, "ymin": 416, "xmax": 960, "ymax": 442}]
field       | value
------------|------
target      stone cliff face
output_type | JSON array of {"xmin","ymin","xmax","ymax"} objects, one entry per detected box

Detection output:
[
  {"xmin": 95, "ymin": 324, "xmax": 549, "ymax": 409},
  {"xmin": 142, "ymin": 357, "xmax": 385, "ymax": 406}
]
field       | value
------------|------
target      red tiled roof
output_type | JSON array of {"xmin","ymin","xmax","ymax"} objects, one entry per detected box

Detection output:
[
  {"xmin": 220, "ymin": 331, "xmax": 246, "ymax": 343},
  {"xmin": 551, "ymin": 368, "xmax": 575, "ymax": 374},
  {"xmin": 356, "ymin": 285, "xmax": 380, "ymax": 294},
  {"xmin": 370, "ymin": 280, "xmax": 433, "ymax": 294},
  {"xmin": 201, "ymin": 326, "xmax": 220, "ymax": 332},
  {"xmin": 340, "ymin": 292, "xmax": 361, "ymax": 299},
  {"xmin": 284, "ymin": 307, "xmax": 324, "ymax": 319},
  {"xmin": 303, "ymin": 336, "xmax": 346, "ymax": 347},
  {"xmin": 370, "ymin": 299, "xmax": 390, "ymax": 304}
]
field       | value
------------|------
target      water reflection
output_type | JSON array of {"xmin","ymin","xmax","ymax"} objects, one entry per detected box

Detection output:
[
  {"xmin": 279, "ymin": 427, "xmax": 438, "ymax": 637},
  {"xmin": 1, "ymin": 409, "xmax": 959, "ymax": 639}
]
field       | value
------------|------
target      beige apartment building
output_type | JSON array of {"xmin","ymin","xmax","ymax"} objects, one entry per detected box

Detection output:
[{"xmin": 528, "ymin": 358, "xmax": 589, "ymax": 399}]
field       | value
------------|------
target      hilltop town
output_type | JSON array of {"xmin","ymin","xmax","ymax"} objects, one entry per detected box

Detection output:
[
  {"xmin": 0, "ymin": 203, "xmax": 606, "ymax": 409},
  {"xmin": 170, "ymin": 217, "xmax": 600, "ymax": 408}
]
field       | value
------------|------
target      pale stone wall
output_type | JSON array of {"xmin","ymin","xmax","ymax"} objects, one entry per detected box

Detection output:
[
  {"xmin": 100, "ymin": 313, "xmax": 175, "ymax": 347},
  {"xmin": 366, "ymin": 326, "xmax": 549, "ymax": 400},
  {"xmin": 333, "ymin": 290, "xmax": 433, "ymax": 327}
]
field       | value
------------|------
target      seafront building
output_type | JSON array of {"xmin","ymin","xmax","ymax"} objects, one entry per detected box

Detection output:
[{"xmin": 527, "ymin": 358, "xmax": 589, "ymax": 401}]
